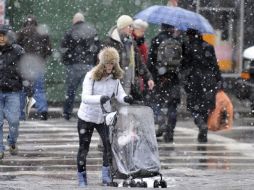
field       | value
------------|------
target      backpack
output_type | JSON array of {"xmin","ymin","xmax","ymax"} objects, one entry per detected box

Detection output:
[{"xmin": 156, "ymin": 37, "xmax": 182, "ymax": 74}]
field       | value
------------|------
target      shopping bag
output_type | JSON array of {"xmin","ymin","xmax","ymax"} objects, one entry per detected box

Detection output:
[
  {"xmin": 208, "ymin": 91, "xmax": 233, "ymax": 131},
  {"xmin": 25, "ymin": 97, "xmax": 36, "ymax": 119}
]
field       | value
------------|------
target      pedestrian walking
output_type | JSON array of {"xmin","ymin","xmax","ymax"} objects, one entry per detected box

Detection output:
[
  {"xmin": 0, "ymin": 24, "xmax": 25, "ymax": 159},
  {"xmin": 76, "ymin": 47, "xmax": 133, "ymax": 187},
  {"xmin": 61, "ymin": 12, "xmax": 101, "ymax": 120},
  {"xmin": 104, "ymin": 15, "xmax": 154, "ymax": 102},
  {"xmin": 147, "ymin": 24, "xmax": 183, "ymax": 142},
  {"xmin": 132, "ymin": 19, "xmax": 149, "ymax": 94},
  {"xmin": 17, "ymin": 15, "xmax": 52, "ymax": 120},
  {"xmin": 180, "ymin": 28, "xmax": 223, "ymax": 143}
]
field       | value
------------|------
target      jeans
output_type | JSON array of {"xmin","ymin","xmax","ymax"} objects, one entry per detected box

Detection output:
[
  {"xmin": 0, "ymin": 92, "xmax": 20, "ymax": 152},
  {"xmin": 63, "ymin": 64, "xmax": 93, "ymax": 117},
  {"xmin": 20, "ymin": 73, "xmax": 48, "ymax": 119}
]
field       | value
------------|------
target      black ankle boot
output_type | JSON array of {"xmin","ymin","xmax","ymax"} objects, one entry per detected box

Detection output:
[
  {"xmin": 163, "ymin": 132, "xmax": 174, "ymax": 143},
  {"xmin": 156, "ymin": 127, "xmax": 164, "ymax": 137},
  {"xmin": 198, "ymin": 129, "xmax": 208, "ymax": 143},
  {"xmin": 39, "ymin": 112, "xmax": 48, "ymax": 120},
  {"xmin": 163, "ymin": 126, "xmax": 174, "ymax": 143}
]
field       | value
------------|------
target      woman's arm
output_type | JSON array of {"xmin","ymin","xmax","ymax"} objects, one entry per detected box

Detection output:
[{"xmin": 81, "ymin": 73, "xmax": 101, "ymax": 104}]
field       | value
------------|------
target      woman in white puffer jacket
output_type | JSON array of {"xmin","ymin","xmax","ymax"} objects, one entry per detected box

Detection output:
[{"xmin": 76, "ymin": 47, "xmax": 133, "ymax": 187}]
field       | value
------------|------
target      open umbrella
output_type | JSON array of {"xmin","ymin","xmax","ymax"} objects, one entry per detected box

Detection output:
[{"xmin": 134, "ymin": 5, "xmax": 214, "ymax": 34}]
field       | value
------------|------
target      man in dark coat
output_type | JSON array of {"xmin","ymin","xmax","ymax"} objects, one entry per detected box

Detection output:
[
  {"xmin": 61, "ymin": 12, "xmax": 101, "ymax": 120},
  {"xmin": 17, "ymin": 15, "xmax": 52, "ymax": 120},
  {"xmin": 104, "ymin": 15, "xmax": 154, "ymax": 102},
  {"xmin": 147, "ymin": 24, "xmax": 182, "ymax": 142},
  {"xmin": 180, "ymin": 28, "xmax": 222, "ymax": 143},
  {"xmin": 0, "ymin": 25, "xmax": 25, "ymax": 159}
]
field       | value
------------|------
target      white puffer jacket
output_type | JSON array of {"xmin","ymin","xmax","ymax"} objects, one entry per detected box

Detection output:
[{"xmin": 77, "ymin": 71, "xmax": 127, "ymax": 124}]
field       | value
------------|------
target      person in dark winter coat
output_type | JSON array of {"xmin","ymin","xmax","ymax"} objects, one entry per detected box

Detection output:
[
  {"xmin": 17, "ymin": 15, "xmax": 52, "ymax": 120},
  {"xmin": 76, "ymin": 47, "xmax": 133, "ymax": 187},
  {"xmin": 180, "ymin": 28, "xmax": 222, "ymax": 143},
  {"xmin": 0, "ymin": 25, "xmax": 25, "ymax": 159},
  {"xmin": 61, "ymin": 12, "xmax": 101, "ymax": 120},
  {"xmin": 132, "ymin": 19, "xmax": 149, "ymax": 93},
  {"xmin": 104, "ymin": 15, "xmax": 154, "ymax": 102},
  {"xmin": 147, "ymin": 24, "xmax": 182, "ymax": 142}
]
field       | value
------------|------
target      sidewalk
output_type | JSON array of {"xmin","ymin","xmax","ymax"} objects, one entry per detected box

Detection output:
[{"xmin": 1, "ymin": 118, "xmax": 254, "ymax": 190}]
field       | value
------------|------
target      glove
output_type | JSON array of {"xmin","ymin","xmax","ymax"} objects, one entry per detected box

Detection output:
[
  {"xmin": 100, "ymin": 95, "xmax": 110, "ymax": 104},
  {"xmin": 124, "ymin": 95, "xmax": 134, "ymax": 104}
]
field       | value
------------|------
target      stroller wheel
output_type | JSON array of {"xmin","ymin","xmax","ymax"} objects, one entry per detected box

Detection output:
[
  {"xmin": 160, "ymin": 180, "xmax": 167, "ymax": 188},
  {"xmin": 123, "ymin": 180, "xmax": 129, "ymax": 187},
  {"xmin": 107, "ymin": 181, "xmax": 118, "ymax": 187},
  {"xmin": 112, "ymin": 181, "xmax": 118, "ymax": 187},
  {"xmin": 136, "ymin": 181, "xmax": 142, "ymax": 187},
  {"xmin": 130, "ymin": 179, "xmax": 136, "ymax": 187},
  {"xmin": 141, "ymin": 181, "xmax": 148, "ymax": 188},
  {"xmin": 153, "ymin": 180, "xmax": 160, "ymax": 188}
]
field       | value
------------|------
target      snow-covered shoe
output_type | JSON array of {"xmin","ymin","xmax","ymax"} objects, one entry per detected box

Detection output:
[
  {"xmin": 9, "ymin": 144, "xmax": 18, "ymax": 155},
  {"xmin": 77, "ymin": 171, "xmax": 87, "ymax": 187},
  {"xmin": 0, "ymin": 152, "xmax": 4, "ymax": 159},
  {"xmin": 197, "ymin": 129, "xmax": 208, "ymax": 143},
  {"xmin": 102, "ymin": 166, "xmax": 111, "ymax": 185}
]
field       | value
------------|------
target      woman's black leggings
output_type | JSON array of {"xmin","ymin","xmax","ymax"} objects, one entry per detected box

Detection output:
[{"xmin": 77, "ymin": 118, "xmax": 111, "ymax": 172}]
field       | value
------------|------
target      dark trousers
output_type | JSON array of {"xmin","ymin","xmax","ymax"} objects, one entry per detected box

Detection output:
[
  {"xmin": 63, "ymin": 64, "xmax": 92, "ymax": 118},
  {"xmin": 192, "ymin": 111, "xmax": 209, "ymax": 131},
  {"xmin": 77, "ymin": 118, "xmax": 111, "ymax": 172}
]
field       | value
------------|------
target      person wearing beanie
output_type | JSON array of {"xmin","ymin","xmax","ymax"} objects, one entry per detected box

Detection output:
[
  {"xmin": 132, "ymin": 19, "xmax": 149, "ymax": 93},
  {"xmin": 60, "ymin": 12, "xmax": 101, "ymax": 120},
  {"xmin": 76, "ymin": 47, "xmax": 133, "ymax": 187},
  {"xmin": 104, "ymin": 14, "xmax": 154, "ymax": 102},
  {"xmin": 0, "ymin": 25, "xmax": 25, "ymax": 159}
]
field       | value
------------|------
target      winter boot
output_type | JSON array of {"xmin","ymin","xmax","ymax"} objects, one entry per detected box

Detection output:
[
  {"xmin": 39, "ymin": 111, "xmax": 48, "ymax": 120},
  {"xmin": 197, "ymin": 128, "xmax": 208, "ymax": 143},
  {"xmin": 0, "ymin": 151, "xmax": 4, "ymax": 159},
  {"xmin": 163, "ymin": 126, "xmax": 174, "ymax": 143},
  {"xmin": 156, "ymin": 124, "xmax": 167, "ymax": 137},
  {"xmin": 193, "ymin": 113, "xmax": 208, "ymax": 143},
  {"xmin": 9, "ymin": 144, "xmax": 18, "ymax": 155},
  {"xmin": 77, "ymin": 171, "xmax": 87, "ymax": 187},
  {"xmin": 102, "ymin": 166, "xmax": 111, "ymax": 186}
]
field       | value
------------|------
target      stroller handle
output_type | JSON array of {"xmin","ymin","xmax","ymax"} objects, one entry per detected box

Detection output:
[{"xmin": 100, "ymin": 100, "xmax": 110, "ymax": 114}]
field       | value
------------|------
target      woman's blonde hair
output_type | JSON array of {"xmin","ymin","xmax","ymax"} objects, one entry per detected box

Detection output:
[{"xmin": 92, "ymin": 47, "xmax": 124, "ymax": 81}]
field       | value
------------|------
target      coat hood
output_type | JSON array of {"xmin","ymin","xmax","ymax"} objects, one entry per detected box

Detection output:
[{"xmin": 108, "ymin": 26, "xmax": 122, "ymax": 44}]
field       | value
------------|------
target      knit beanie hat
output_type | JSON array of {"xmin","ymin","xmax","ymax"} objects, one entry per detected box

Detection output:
[
  {"xmin": 73, "ymin": 12, "xmax": 85, "ymax": 24},
  {"xmin": 133, "ymin": 19, "xmax": 148, "ymax": 29},
  {"xmin": 117, "ymin": 15, "xmax": 133, "ymax": 30},
  {"xmin": 98, "ymin": 47, "xmax": 120, "ymax": 65}
]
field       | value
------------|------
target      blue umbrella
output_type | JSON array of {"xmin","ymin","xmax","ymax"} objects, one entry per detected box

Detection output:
[{"xmin": 134, "ymin": 5, "xmax": 214, "ymax": 34}]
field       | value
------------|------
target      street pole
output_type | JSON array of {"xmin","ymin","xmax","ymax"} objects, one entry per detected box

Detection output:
[
  {"xmin": 196, "ymin": 0, "xmax": 200, "ymax": 13},
  {"xmin": 239, "ymin": 0, "xmax": 244, "ymax": 74}
]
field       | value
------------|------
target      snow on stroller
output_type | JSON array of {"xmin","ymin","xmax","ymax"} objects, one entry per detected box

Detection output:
[{"xmin": 101, "ymin": 103, "xmax": 167, "ymax": 188}]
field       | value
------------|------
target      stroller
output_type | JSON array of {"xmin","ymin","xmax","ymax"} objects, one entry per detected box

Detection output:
[{"xmin": 101, "ymin": 103, "xmax": 167, "ymax": 188}]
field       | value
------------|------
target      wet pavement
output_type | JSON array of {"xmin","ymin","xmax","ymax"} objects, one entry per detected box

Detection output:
[{"xmin": 1, "ymin": 93, "xmax": 254, "ymax": 189}]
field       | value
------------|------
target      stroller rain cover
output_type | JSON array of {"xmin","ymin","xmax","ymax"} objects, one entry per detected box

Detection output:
[{"xmin": 110, "ymin": 105, "xmax": 161, "ymax": 178}]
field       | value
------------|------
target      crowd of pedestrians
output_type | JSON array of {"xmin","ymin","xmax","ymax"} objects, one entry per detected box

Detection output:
[{"xmin": 0, "ymin": 7, "xmax": 223, "ymax": 187}]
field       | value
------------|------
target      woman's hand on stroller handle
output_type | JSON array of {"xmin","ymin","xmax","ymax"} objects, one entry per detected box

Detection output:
[
  {"xmin": 124, "ymin": 95, "xmax": 134, "ymax": 104},
  {"xmin": 100, "ymin": 95, "xmax": 110, "ymax": 104}
]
